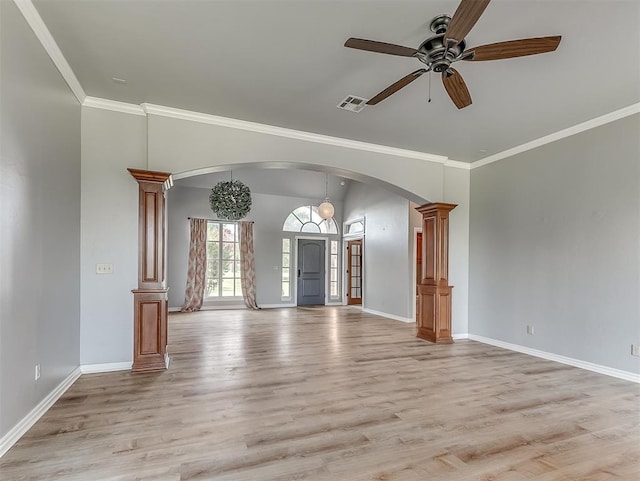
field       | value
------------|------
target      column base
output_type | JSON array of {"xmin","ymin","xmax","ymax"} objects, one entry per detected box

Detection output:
[
  {"xmin": 416, "ymin": 284, "xmax": 453, "ymax": 344},
  {"xmin": 131, "ymin": 289, "xmax": 168, "ymax": 373}
]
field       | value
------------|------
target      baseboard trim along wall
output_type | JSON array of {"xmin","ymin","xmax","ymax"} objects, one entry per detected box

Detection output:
[
  {"xmin": 80, "ymin": 362, "xmax": 132, "ymax": 374},
  {"xmin": 468, "ymin": 334, "xmax": 640, "ymax": 383},
  {"xmin": 0, "ymin": 366, "xmax": 82, "ymax": 458},
  {"xmin": 362, "ymin": 307, "xmax": 414, "ymax": 324}
]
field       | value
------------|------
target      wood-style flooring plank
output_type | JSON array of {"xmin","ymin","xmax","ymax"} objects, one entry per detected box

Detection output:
[{"xmin": 1, "ymin": 307, "xmax": 638, "ymax": 480}]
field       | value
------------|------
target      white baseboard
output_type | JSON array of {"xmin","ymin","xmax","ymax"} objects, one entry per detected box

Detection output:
[
  {"xmin": 80, "ymin": 362, "xmax": 132, "ymax": 374},
  {"xmin": 468, "ymin": 334, "xmax": 640, "ymax": 383},
  {"xmin": 259, "ymin": 303, "xmax": 296, "ymax": 309},
  {"xmin": 169, "ymin": 304, "xmax": 247, "ymax": 312},
  {"xmin": 362, "ymin": 307, "xmax": 414, "ymax": 324},
  {"xmin": 0, "ymin": 366, "xmax": 82, "ymax": 458},
  {"xmin": 453, "ymin": 333, "xmax": 469, "ymax": 340}
]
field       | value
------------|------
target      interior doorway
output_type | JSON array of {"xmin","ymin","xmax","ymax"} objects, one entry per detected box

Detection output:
[
  {"xmin": 297, "ymin": 239, "xmax": 326, "ymax": 306},
  {"xmin": 346, "ymin": 239, "xmax": 363, "ymax": 305}
]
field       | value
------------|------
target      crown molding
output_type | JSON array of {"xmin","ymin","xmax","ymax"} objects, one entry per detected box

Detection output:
[
  {"xmin": 472, "ymin": 103, "xmax": 640, "ymax": 169},
  {"xmin": 15, "ymin": 0, "xmax": 637, "ymax": 171},
  {"xmin": 83, "ymin": 96, "xmax": 146, "ymax": 116},
  {"xmin": 141, "ymin": 103, "xmax": 453, "ymax": 166},
  {"xmin": 13, "ymin": 0, "xmax": 86, "ymax": 104},
  {"xmin": 444, "ymin": 159, "xmax": 471, "ymax": 170}
]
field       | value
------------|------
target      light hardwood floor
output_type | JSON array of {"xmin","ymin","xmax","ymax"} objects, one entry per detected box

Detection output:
[{"xmin": 1, "ymin": 307, "xmax": 639, "ymax": 480}]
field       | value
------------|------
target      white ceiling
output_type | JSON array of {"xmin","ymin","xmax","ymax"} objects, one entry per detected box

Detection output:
[{"xmin": 33, "ymin": 0, "xmax": 640, "ymax": 162}]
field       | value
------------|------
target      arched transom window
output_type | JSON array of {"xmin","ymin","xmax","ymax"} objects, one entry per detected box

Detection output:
[{"xmin": 283, "ymin": 205, "xmax": 338, "ymax": 234}]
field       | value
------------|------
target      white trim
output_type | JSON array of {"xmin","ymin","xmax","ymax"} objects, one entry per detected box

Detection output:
[
  {"xmin": 453, "ymin": 333, "xmax": 469, "ymax": 340},
  {"xmin": 83, "ymin": 96, "xmax": 146, "ymax": 116},
  {"xmin": 472, "ymin": 103, "xmax": 640, "ymax": 169},
  {"xmin": 12, "ymin": 0, "xmax": 638, "ymax": 172},
  {"xmin": 444, "ymin": 159, "xmax": 471, "ymax": 170},
  {"xmin": 80, "ymin": 362, "xmax": 131, "ymax": 374},
  {"xmin": 13, "ymin": 0, "xmax": 86, "ymax": 103},
  {"xmin": 343, "ymin": 217, "xmax": 366, "ymax": 239},
  {"xmin": 67, "ymin": 95, "xmax": 640, "ymax": 171},
  {"xmin": 200, "ymin": 304, "xmax": 247, "ymax": 310},
  {"xmin": 362, "ymin": 307, "xmax": 414, "ymax": 324},
  {"xmin": 260, "ymin": 303, "xmax": 296, "ymax": 309},
  {"xmin": 0, "ymin": 366, "xmax": 81, "ymax": 458},
  {"xmin": 141, "ymin": 103, "xmax": 451, "ymax": 165},
  {"xmin": 170, "ymin": 304, "xmax": 247, "ymax": 312},
  {"xmin": 468, "ymin": 334, "xmax": 640, "ymax": 383}
]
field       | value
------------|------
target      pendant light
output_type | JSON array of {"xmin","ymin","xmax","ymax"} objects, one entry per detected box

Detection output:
[{"xmin": 318, "ymin": 173, "xmax": 335, "ymax": 220}]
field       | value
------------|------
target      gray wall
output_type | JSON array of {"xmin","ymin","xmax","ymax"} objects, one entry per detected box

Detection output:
[
  {"xmin": 0, "ymin": 1, "xmax": 81, "ymax": 436},
  {"xmin": 469, "ymin": 115, "xmax": 640, "ymax": 373},
  {"xmin": 80, "ymin": 107, "xmax": 146, "ymax": 365},
  {"xmin": 167, "ymin": 185, "xmax": 343, "ymax": 308},
  {"xmin": 444, "ymin": 167, "xmax": 471, "ymax": 336},
  {"xmin": 343, "ymin": 182, "xmax": 414, "ymax": 320},
  {"xmin": 79, "ymin": 106, "xmax": 470, "ymax": 366}
]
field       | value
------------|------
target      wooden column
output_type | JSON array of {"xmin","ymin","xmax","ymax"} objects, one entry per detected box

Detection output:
[
  {"xmin": 128, "ymin": 168, "xmax": 173, "ymax": 372},
  {"xmin": 416, "ymin": 202, "xmax": 457, "ymax": 343}
]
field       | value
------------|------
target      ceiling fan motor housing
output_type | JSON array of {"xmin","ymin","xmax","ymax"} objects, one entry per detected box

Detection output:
[{"xmin": 418, "ymin": 35, "xmax": 466, "ymax": 72}]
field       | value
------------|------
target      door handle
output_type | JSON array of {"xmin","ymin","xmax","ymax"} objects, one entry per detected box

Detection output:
[{"xmin": 298, "ymin": 269, "xmax": 301, "ymax": 278}]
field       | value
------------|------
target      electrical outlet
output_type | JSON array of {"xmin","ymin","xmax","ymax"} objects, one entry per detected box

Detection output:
[
  {"xmin": 526, "ymin": 325, "xmax": 535, "ymax": 335},
  {"xmin": 632, "ymin": 344, "xmax": 640, "ymax": 357},
  {"xmin": 96, "ymin": 263, "xmax": 113, "ymax": 274},
  {"xmin": 35, "ymin": 364, "xmax": 40, "ymax": 381}
]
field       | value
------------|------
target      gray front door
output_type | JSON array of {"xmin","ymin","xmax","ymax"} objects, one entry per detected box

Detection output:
[{"xmin": 297, "ymin": 239, "xmax": 325, "ymax": 306}]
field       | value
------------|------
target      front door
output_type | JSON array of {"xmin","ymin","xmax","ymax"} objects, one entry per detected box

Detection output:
[
  {"xmin": 297, "ymin": 239, "xmax": 325, "ymax": 306},
  {"xmin": 347, "ymin": 239, "xmax": 363, "ymax": 305}
]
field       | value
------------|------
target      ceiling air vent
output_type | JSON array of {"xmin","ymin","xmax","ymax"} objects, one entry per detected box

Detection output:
[{"xmin": 337, "ymin": 95, "xmax": 367, "ymax": 113}]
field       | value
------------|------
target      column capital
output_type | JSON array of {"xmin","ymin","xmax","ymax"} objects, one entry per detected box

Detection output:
[
  {"xmin": 128, "ymin": 168, "xmax": 173, "ymax": 190},
  {"xmin": 416, "ymin": 202, "xmax": 457, "ymax": 215}
]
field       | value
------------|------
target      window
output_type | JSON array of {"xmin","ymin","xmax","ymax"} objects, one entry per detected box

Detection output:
[
  {"xmin": 283, "ymin": 205, "xmax": 338, "ymax": 234},
  {"xmin": 206, "ymin": 222, "xmax": 241, "ymax": 298},
  {"xmin": 344, "ymin": 218, "xmax": 365, "ymax": 237},
  {"xmin": 330, "ymin": 240, "xmax": 339, "ymax": 298},
  {"xmin": 347, "ymin": 221, "xmax": 364, "ymax": 235},
  {"xmin": 281, "ymin": 238, "xmax": 291, "ymax": 299}
]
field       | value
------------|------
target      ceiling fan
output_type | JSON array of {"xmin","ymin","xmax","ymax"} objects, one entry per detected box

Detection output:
[{"xmin": 344, "ymin": 0, "xmax": 561, "ymax": 109}]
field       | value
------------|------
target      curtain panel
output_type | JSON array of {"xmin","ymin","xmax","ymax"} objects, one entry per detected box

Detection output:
[
  {"xmin": 238, "ymin": 221, "xmax": 259, "ymax": 310},
  {"xmin": 181, "ymin": 217, "xmax": 208, "ymax": 312}
]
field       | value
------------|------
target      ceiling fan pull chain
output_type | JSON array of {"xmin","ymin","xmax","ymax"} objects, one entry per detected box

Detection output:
[{"xmin": 428, "ymin": 71, "xmax": 432, "ymax": 103}]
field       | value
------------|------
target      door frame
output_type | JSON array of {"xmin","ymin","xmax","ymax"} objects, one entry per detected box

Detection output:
[
  {"xmin": 342, "ymin": 235, "xmax": 364, "ymax": 307},
  {"xmin": 293, "ymin": 235, "xmax": 330, "ymax": 306}
]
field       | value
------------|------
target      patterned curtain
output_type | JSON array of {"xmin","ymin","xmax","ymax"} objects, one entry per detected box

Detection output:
[
  {"xmin": 181, "ymin": 218, "xmax": 208, "ymax": 312},
  {"xmin": 238, "ymin": 221, "xmax": 259, "ymax": 310}
]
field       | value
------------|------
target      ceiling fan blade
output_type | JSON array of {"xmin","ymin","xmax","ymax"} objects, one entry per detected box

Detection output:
[
  {"xmin": 441, "ymin": 68, "xmax": 472, "ymax": 109},
  {"xmin": 464, "ymin": 36, "xmax": 562, "ymax": 61},
  {"xmin": 444, "ymin": 0, "xmax": 491, "ymax": 47},
  {"xmin": 344, "ymin": 38, "xmax": 418, "ymax": 57},
  {"xmin": 367, "ymin": 69, "xmax": 427, "ymax": 105}
]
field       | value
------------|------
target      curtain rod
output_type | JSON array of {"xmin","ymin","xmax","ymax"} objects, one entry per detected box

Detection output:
[{"xmin": 187, "ymin": 217, "xmax": 254, "ymax": 223}]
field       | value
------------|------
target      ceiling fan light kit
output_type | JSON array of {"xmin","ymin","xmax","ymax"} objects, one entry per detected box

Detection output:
[{"xmin": 344, "ymin": 0, "xmax": 561, "ymax": 109}]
